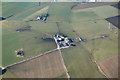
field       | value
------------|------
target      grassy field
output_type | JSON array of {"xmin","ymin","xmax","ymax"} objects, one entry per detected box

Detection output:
[
  {"xmin": 2, "ymin": 2, "xmax": 119, "ymax": 78},
  {"xmin": 2, "ymin": 2, "xmax": 37, "ymax": 18},
  {"xmin": 72, "ymin": 5, "xmax": 118, "ymax": 19},
  {"xmin": 61, "ymin": 44, "xmax": 105, "ymax": 78},
  {"xmin": 2, "ymin": 21, "xmax": 56, "ymax": 66},
  {"xmin": 2, "ymin": 2, "xmax": 50, "ymax": 18},
  {"xmin": 2, "ymin": 2, "xmax": 77, "ymax": 66},
  {"xmin": 70, "ymin": 5, "xmax": 118, "ymax": 61}
]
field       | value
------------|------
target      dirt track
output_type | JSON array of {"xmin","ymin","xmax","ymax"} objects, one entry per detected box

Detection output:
[
  {"xmin": 98, "ymin": 54, "xmax": 119, "ymax": 78},
  {"xmin": 7, "ymin": 50, "xmax": 66, "ymax": 78}
]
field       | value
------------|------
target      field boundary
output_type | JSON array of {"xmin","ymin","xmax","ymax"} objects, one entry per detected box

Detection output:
[
  {"xmin": 58, "ymin": 49, "xmax": 70, "ymax": 79},
  {"xmin": 94, "ymin": 61, "xmax": 109, "ymax": 78},
  {"xmin": 6, "ymin": 48, "xmax": 58, "ymax": 68},
  {"xmin": 87, "ymin": 49, "xmax": 109, "ymax": 78},
  {"xmin": 6, "ymin": 48, "xmax": 70, "ymax": 79}
]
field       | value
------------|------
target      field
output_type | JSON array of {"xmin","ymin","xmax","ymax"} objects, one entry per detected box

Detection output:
[
  {"xmin": 71, "ymin": 2, "xmax": 116, "ymax": 10},
  {"xmin": 98, "ymin": 54, "xmax": 119, "ymax": 78},
  {"xmin": 71, "ymin": 4, "xmax": 118, "ymax": 61},
  {"xmin": 2, "ymin": 2, "xmax": 119, "ymax": 78},
  {"xmin": 2, "ymin": 2, "xmax": 77, "ymax": 66},
  {"xmin": 2, "ymin": 21, "xmax": 57, "ymax": 66},
  {"xmin": 6, "ymin": 50, "xmax": 66, "ymax": 78},
  {"xmin": 61, "ymin": 44, "xmax": 106, "ymax": 78}
]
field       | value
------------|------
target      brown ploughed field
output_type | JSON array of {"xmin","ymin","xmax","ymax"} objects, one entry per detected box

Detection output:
[
  {"xmin": 98, "ymin": 54, "xmax": 119, "ymax": 78},
  {"xmin": 7, "ymin": 50, "xmax": 66, "ymax": 78}
]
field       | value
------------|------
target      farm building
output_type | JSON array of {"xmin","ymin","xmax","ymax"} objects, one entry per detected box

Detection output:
[
  {"xmin": 54, "ymin": 34, "xmax": 76, "ymax": 49},
  {"xmin": 36, "ymin": 13, "xmax": 49, "ymax": 21}
]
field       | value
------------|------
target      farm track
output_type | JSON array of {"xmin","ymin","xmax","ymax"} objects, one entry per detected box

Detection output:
[
  {"xmin": 79, "ymin": 44, "xmax": 108, "ymax": 78},
  {"xmin": 58, "ymin": 49, "xmax": 70, "ymax": 79},
  {"xmin": 72, "ymin": 29, "xmax": 109, "ymax": 78}
]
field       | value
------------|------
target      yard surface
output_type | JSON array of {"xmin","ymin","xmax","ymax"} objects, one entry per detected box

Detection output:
[{"xmin": 2, "ymin": 2, "xmax": 119, "ymax": 78}]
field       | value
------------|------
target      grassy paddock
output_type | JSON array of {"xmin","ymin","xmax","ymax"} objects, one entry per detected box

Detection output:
[
  {"xmin": 61, "ymin": 43, "xmax": 105, "ymax": 78},
  {"xmin": 2, "ymin": 2, "xmax": 119, "ymax": 78},
  {"xmin": 2, "ymin": 2, "xmax": 38, "ymax": 18},
  {"xmin": 2, "ymin": 20, "xmax": 56, "ymax": 66}
]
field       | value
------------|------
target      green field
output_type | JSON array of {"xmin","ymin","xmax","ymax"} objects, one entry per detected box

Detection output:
[
  {"xmin": 61, "ymin": 44, "xmax": 105, "ymax": 78},
  {"xmin": 70, "ymin": 5, "xmax": 118, "ymax": 61},
  {"xmin": 2, "ymin": 2, "xmax": 119, "ymax": 78}
]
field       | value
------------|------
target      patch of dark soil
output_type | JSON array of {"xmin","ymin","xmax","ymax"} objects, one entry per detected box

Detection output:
[
  {"xmin": 16, "ymin": 29, "xmax": 31, "ymax": 32},
  {"xmin": 41, "ymin": 38, "xmax": 54, "ymax": 42},
  {"xmin": 6, "ymin": 15, "xmax": 14, "ymax": 19},
  {"xmin": 105, "ymin": 15, "xmax": 120, "ymax": 29}
]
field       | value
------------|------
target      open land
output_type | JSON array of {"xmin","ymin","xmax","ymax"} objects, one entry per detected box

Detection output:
[
  {"xmin": 1, "ymin": 2, "xmax": 119, "ymax": 78},
  {"xmin": 71, "ymin": 2, "xmax": 117, "ymax": 10},
  {"xmin": 61, "ymin": 44, "xmax": 106, "ymax": 78},
  {"xmin": 6, "ymin": 50, "xmax": 66, "ymax": 78},
  {"xmin": 98, "ymin": 54, "xmax": 119, "ymax": 78}
]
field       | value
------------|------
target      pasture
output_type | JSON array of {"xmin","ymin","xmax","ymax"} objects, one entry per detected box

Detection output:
[
  {"xmin": 2, "ymin": 21, "xmax": 56, "ymax": 66},
  {"xmin": 61, "ymin": 44, "xmax": 106, "ymax": 78},
  {"xmin": 70, "ymin": 5, "xmax": 118, "ymax": 61},
  {"xmin": 2, "ymin": 2, "xmax": 50, "ymax": 19},
  {"xmin": 2, "ymin": 2, "xmax": 119, "ymax": 78}
]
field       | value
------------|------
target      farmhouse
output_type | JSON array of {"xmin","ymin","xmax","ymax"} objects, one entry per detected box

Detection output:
[{"xmin": 54, "ymin": 34, "xmax": 76, "ymax": 49}]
